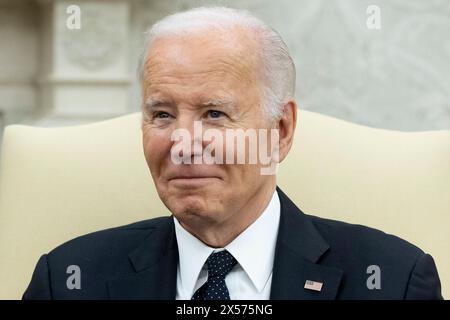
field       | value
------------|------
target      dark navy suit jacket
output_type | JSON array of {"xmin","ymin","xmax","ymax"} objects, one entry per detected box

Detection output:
[{"xmin": 23, "ymin": 188, "xmax": 443, "ymax": 299}]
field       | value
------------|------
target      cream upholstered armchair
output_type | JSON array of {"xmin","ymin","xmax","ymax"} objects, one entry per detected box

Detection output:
[{"xmin": 0, "ymin": 110, "xmax": 448, "ymax": 299}]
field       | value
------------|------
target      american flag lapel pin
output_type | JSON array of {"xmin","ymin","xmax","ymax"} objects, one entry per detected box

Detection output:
[{"xmin": 304, "ymin": 280, "xmax": 323, "ymax": 292}]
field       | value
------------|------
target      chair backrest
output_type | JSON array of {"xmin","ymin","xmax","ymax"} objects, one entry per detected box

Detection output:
[{"xmin": 0, "ymin": 110, "xmax": 448, "ymax": 299}]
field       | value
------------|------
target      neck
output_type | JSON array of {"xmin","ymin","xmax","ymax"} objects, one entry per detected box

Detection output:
[{"xmin": 180, "ymin": 181, "xmax": 277, "ymax": 248}]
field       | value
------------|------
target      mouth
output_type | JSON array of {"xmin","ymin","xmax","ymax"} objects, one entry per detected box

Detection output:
[
  {"xmin": 168, "ymin": 175, "xmax": 222, "ymax": 186},
  {"xmin": 169, "ymin": 176, "xmax": 220, "ymax": 181}
]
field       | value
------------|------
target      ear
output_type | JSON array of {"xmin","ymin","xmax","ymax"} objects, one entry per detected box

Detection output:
[{"xmin": 277, "ymin": 100, "xmax": 297, "ymax": 163}]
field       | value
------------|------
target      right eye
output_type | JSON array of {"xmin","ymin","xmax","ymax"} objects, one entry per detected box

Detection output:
[{"xmin": 153, "ymin": 111, "xmax": 171, "ymax": 119}]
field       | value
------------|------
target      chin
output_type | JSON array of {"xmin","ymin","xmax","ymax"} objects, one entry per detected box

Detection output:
[
  {"xmin": 157, "ymin": 181, "xmax": 226, "ymax": 219},
  {"xmin": 168, "ymin": 193, "xmax": 226, "ymax": 224},
  {"xmin": 166, "ymin": 193, "xmax": 207, "ymax": 216}
]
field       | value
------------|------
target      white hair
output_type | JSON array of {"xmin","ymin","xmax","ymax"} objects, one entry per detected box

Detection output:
[{"xmin": 138, "ymin": 6, "xmax": 296, "ymax": 120}]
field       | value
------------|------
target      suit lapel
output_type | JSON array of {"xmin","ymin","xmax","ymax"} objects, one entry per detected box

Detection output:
[
  {"xmin": 106, "ymin": 218, "xmax": 179, "ymax": 299},
  {"xmin": 270, "ymin": 187, "xmax": 343, "ymax": 299}
]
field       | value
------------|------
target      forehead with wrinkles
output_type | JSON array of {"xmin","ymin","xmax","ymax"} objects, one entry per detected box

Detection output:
[{"xmin": 142, "ymin": 27, "xmax": 262, "ymax": 93}]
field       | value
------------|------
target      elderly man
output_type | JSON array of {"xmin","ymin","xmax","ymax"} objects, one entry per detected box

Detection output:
[{"xmin": 23, "ymin": 7, "xmax": 442, "ymax": 300}]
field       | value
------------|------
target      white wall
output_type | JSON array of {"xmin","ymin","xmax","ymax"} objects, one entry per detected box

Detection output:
[{"xmin": 0, "ymin": 0, "xmax": 449, "ymax": 134}]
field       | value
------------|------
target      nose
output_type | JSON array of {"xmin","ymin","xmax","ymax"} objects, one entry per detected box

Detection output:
[{"xmin": 172, "ymin": 114, "xmax": 206, "ymax": 164}]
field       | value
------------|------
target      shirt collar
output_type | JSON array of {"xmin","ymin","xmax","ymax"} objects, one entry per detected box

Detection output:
[{"xmin": 174, "ymin": 189, "xmax": 281, "ymax": 296}]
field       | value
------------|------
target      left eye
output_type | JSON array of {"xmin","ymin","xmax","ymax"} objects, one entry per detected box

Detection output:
[{"xmin": 207, "ymin": 110, "xmax": 224, "ymax": 118}]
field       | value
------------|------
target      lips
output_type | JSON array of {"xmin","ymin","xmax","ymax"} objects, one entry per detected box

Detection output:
[
  {"xmin": 167, "ymin": 170, "xmax": 223, "ymax": 183},
  {"xmin": 165, "ymin": 164, "xmax": 223, "ymax": 183},
  {"xmin": 169, "ymin": 175, "xmax": 219, "ymax": 180},
  {"xmin": 168, "ymin": 175, "xmax": 221, "ymax": 188},
  {"xmin": 172, "ymin": 176, "xmax": 212, "ymax": 179}
]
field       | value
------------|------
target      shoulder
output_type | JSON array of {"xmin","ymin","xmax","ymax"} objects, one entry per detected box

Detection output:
[
  {"xmin": 308, "ymin": 215, "xmax": 424, "ymax": 259},
  {"xmin": 305, "ymin": 214, "xmax": 443, "ymax": 299},
  {"xmin": 24, "ymin": 216, "xmax": 174, "ymax": 299},
  {"xmin": 45, "ymin": 216, "xmax": 172, "ymax": 272},
  {"xmin": 308, "ymin": 214, "xmax": 424, "ymax": 265}
]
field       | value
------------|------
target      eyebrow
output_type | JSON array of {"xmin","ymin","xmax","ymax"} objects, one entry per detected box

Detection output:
[
  {"xmin": 200, "ymin": 98, "xmax": 237, "ymax": 111},
  {"xmin": 144, "ymin": 97, "xmax": 175, "ymax": 110},
  {"xmin": 144, "ymin": 96, "xmax": 237, "ymax": 112}
]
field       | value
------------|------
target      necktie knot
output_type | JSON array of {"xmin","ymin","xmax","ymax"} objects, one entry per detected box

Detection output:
[{"xmin": 206, "ymin": 250, "xmax": 237, "ymax": 278}]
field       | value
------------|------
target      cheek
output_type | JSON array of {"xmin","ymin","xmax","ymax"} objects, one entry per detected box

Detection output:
[{"xmin": 142, "ymin": 128, "xmax": 173, "ymax": 170}]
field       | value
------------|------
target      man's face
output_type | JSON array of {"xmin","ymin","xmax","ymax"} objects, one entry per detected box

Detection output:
[{"xmin": 141, "ymin": 30, "xmax": 276, "ymax": 229}]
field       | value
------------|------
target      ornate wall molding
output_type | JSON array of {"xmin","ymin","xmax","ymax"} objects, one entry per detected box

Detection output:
[{"xmin": 61, "ymin": 4, "xmax": 125, "ymax": 71}]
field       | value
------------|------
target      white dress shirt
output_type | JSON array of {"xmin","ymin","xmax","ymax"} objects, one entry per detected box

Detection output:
[{"xmin": 174, "ymin": 190, "xmax": 280, "ymax": 300}]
